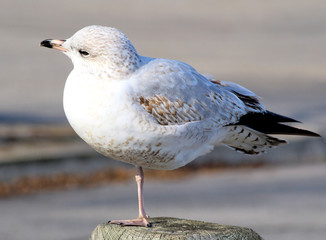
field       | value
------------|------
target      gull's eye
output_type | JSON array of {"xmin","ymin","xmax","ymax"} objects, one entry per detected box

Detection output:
[{"xmin": 79, "ymin": 50, "xmax": 89, "ymax": 56}]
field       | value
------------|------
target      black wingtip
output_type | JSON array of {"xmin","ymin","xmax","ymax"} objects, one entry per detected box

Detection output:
[
  {"xmin": 284, "ymin": 126, "xmax": 321, "ymax": 137},
  {"xmin": 305, "ymin": 131, "xmax": 321, "ymax": 137},
  {"xmin": 265, "ymin": 110, "xmax": 301, "ymax": 123},
  {"xmin": 235, "ymin": 111, "xmax": 320, "ymax": 137}
]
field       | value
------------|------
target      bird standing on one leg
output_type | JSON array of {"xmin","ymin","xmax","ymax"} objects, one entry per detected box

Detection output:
[{"xmin": 40, "ymin": 25, "xmax": 320, "ymax": 227}]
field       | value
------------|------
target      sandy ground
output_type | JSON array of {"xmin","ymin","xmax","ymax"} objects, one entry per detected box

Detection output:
[{"xmin": 0, "ymin": 163, "xmax": 325, "ymax": 240}]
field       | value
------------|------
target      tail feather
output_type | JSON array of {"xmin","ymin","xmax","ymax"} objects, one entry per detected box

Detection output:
[
  {"xmin": 222, "ymin": 126, "xmax": 286, "ymax": 155},
  {"xmin": 222, "ymin": 111, "xmax": 320, "ymax": 155}
]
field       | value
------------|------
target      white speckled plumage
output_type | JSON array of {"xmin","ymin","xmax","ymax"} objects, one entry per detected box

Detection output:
[
  {"xmin": 41, "ymin": 25, "xmax": 319, "ymax": 226},
  {"xmin": 59, "ymin": 25, "xmax": 263, "ymax": 170},
  {"xmin": 47, "ymin": 24, "xmax": 313, "ymax": 169}
]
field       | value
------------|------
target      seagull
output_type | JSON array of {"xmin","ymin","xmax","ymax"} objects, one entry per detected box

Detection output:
[{"xmin": 40, "ymin": 25, "xmax": 320, "ymax": 227}]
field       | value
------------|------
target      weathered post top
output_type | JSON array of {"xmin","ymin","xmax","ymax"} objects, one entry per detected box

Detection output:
[{"xmin": 90, "ymin": 217, "xmax": 263, "ymax": 240}]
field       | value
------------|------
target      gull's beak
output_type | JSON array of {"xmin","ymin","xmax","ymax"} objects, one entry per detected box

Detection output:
[{"xmin": 40, "ymin": 39, "xmax": 67, "ymax": 52}]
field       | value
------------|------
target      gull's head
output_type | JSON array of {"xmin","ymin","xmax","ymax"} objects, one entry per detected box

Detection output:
[{"xmin": 40, "ymin": 25, "xmax": 142, "ymax": 79}]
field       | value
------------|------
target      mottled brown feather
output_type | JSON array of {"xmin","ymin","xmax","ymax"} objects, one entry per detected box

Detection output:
[{"xmin": 138, "ymin": 95, "xmax": 203, "ymax": 125}]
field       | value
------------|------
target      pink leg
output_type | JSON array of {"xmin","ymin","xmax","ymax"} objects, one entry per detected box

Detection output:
[{"xmin": 110, "ymin": 166, "xmax": 151, "ymax": 227}]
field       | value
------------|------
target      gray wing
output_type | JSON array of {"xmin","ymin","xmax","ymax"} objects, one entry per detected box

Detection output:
[
  {"xmin": 128, "ymin": 58, "xmax": 319, "ymax": 155},
  {"xmin": 205, "ymin": 77, "xmax": 265, "ymax": 112},
  {"xmin": 128, "ymin": 58, "xmax": 247, "ymax": 127}
]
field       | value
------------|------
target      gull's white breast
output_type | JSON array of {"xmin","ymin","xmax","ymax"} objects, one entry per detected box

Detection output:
[{"xmin": 63, "ymin": 69, "xmax": 214, "ymax": 170}]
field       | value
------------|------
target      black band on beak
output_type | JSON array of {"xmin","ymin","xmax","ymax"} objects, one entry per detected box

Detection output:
[
  {"xmin": 40, "ymin": 39, "xmax": 67, "ymax": 52},
  {"xmin": 40, "ymin": 39, "xmax": 53, "ymax": 48}
]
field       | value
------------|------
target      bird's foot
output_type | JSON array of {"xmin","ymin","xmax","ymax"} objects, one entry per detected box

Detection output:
[{"xmin": 109, "ymin": 217, "xmax": 151, "ymax": 227}]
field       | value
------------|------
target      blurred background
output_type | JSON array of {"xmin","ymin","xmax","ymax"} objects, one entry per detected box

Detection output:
[{"xmin": 0, "ymin": 0, "xmax": 325, "ymax": 239}]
